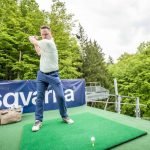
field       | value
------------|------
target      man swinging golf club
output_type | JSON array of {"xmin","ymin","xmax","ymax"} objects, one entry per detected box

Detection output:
[{"xmin": 29, "ymin": 25, "xmax": 74, "ymax": 132}]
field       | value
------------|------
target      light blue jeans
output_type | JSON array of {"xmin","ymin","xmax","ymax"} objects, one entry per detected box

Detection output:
[{"xmin": 35, "ymin": 70, "xmax": 68, "ymax": 121}]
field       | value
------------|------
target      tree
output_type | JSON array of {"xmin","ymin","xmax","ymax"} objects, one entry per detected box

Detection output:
[
  {"xmin": 0, "ymin": 0, "xmax": 46, "ymax": 80},
  {"xmin": 77, "ymin": 24, "xmax": 111, "ymax": 88},
  {"xmin": 109, "ymin": 42, "xmax": 150, "ymax": 118},
  {"xmin": 107, "ymin": 55, "xmax": 114, "ymax": 65},
  {"xmin": 49, "ymin": 0, "xmax": 82, "ymax": 79},
  {"xmin": 0, "ymin": 0, "xmax": 83, "ymax": 80},
  {"xmin": 13, "ymin": 0, "xmax": 46, "ymax": 79},
  {"xmin": 137, "ymin": 41, "xmax": 150, "ymax": 55},
  {"xmin": 0, "ymin": 0, "xmax": 21, "ymax": 80}
]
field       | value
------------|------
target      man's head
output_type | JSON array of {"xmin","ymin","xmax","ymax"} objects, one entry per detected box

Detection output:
[{"xmin": 40, "ymin": 25, "xmax": 52, "ymax": 39}]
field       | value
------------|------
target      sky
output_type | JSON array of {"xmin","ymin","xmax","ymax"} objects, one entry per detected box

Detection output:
[{"xmin": 36, "ymin": 0, "xmax": 150, "ymax": 62}]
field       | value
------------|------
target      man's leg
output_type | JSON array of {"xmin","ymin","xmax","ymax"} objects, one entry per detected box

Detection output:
[
  {"xmin": 52, "ymin": 82, "xmax": 68, "ymax": 118},
  {"xmin": 35, "ymin": 80, "xmax": 48, "ymax": 122},
  {"xmin": 49, "ymin": 73, "xmax": 74, "ymax": 124},
  {"xmin": 32, "ymin": 72, "xmax": 48, "ymax": 131}
]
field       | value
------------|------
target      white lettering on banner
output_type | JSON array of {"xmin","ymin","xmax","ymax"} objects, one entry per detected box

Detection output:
[
  {"xmin": 64, "ymin": 89, "xmax": 74, "ymax": 102},
  {"xmin": 0, "ymin": 89, "xmax": 75, "ymax": 108},
  {"xmin": 20, "ymin": 92, "xmax": 32, "ymax": 106},
  {"xmin": 53, "ymin": 91, "xmax": 57, "ymax": 103},
  {"xmin": 3, "ymin": 92, "xmax": 19, "ymax": 108}
]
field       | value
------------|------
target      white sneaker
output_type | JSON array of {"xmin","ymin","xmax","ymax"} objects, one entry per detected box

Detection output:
[
  {"xmin": 32, "ymin": 120, "xmax": 42, "ymax": 132},
  {"xmin": 62, "ymin": 117, "xmax": 74, "ymax": 124}
]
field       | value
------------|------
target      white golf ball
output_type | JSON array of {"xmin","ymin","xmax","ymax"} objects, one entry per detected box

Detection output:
[{"xmin": 91, "ymin": 136, "xmax": 95, "ymax": 142}]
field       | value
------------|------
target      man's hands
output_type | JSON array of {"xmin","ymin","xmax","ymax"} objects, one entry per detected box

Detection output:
[
  {"xmin": 29, "ymin": 36, "xmax": 41, "ymax": 55},
  {"xmin": 29, "ymin": 36, "xmax": 38, "ymax": 45}
]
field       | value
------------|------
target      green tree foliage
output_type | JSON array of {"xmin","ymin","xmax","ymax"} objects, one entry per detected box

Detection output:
[
  {"xmin": 0, "ymin": 0, "xmax": 21, "ymax": 79},
  {"xmin": 0, "ymin": 0, "xmax": 45, "ymax": 80},
  {"xmin": 109, "ymin": 42, "xmax": 150, "ymax": 118},
  {"xmin": 49, "ymin": 0, "xmax": 82, "ymax": 79},
  {"xmin": 107, "ymin": 55, "xmax": 114, "ymax": 65},
  {"xmin": 78, "ymin": 24, "xmax": 112, "ymax": 88},
  {"xmin": 0, "ymin": 0, "xmax": 82, "ymax": 80},
  {"xmin": 15, "ymin": 0, "xmax": 46, "ymax": 79},
  {"xmin": 137, "ymin": 41, "xmax": 150, "ymax": 55}
]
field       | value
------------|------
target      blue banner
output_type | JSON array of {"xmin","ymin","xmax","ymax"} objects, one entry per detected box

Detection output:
[{"xmin": 0, "ymin": 79, "xmax": 85, "ymax": 113}]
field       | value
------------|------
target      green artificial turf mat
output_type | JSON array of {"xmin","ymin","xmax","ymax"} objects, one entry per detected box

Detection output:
[{"xmin": 20, "ymin": 112, "xmax": 147, "ymax": 150}]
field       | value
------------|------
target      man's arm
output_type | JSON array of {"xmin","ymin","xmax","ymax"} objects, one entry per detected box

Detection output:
[
  {"xmin": 29, "ymin": 36, "xmax": 41, "ymax": 55},
  {"xmin": 33, "ymin": 45, "xmax": 41, "ymax": 56}
]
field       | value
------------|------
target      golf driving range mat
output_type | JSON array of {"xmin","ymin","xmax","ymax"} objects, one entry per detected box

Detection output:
[{"xmin": 20, "ymin": 113, "xmax": 147, "ymax": 150}]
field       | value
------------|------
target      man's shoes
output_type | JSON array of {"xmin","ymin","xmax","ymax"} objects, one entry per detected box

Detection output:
[
  {"xmin": 32, "ymin": 118, "xmax": 73, "ymax": 132},
  {"xmin": 62, "ymin": 117, "xmax": 74, "ymax": 124},
  {"xmin": 32, "ymin": 120, "xmax": 42, "ymax": 132}
]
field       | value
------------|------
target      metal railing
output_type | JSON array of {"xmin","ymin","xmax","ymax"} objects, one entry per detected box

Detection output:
[
  {"xmin": 85, "ymin": 82, "xmax": 147, "ymax": 118},
  {"xmin": 87, "ymin": 94, "xmax": 147, "ymax": 118}
]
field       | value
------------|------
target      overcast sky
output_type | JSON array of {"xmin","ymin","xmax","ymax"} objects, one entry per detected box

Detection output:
[{"xmin": 36, "ymin": 0, "xmax": 150, "ymax": 61}]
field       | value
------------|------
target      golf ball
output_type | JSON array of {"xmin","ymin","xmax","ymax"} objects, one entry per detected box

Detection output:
[{"xmin": 91, "ymin": 136, "xmax": 95, "ymax": 142}]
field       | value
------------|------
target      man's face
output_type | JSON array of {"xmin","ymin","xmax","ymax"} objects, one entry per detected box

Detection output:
[{"xmin": 40, "ymin": 28, "xmax": 51, "ymax": 39}]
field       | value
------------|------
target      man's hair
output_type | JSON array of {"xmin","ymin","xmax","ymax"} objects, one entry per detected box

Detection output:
[{"xmin": 40, "ymin": 25, "xmax": 50, "ymax": 30}]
